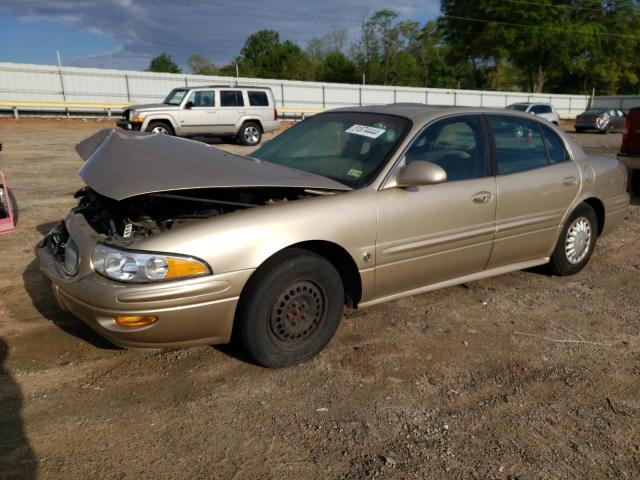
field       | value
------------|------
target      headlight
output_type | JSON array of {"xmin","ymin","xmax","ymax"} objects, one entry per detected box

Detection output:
[
  {"xmin": 63, "ymin": 238, "xmax": 80, "ymax": 276},
  {"xmin": 91, "ymin": 244, "xmax": 210, "ymax": 283}
]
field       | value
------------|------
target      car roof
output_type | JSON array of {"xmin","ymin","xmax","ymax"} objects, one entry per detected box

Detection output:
[
  {"xmin": 188, "ymin": 85, "xmax": 273, "ymax": 90},
  {"xmin": 509, "ymin": 102, "xmax": 551, "ymax": 106},
  {"xmin": 326, "ymin": 104, "xmax": 552, "ymax": 124}
]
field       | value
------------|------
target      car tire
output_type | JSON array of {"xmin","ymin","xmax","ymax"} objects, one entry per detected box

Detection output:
[
  {"xmin": 235, "ymin": 248, "xmax": 345, "ymax": 368},
  {"xmin": 238, "ymin": 122, "xmax": 262, "ymax": 146},
  {"xmin": 546, "ymin": 203, "xmax": 598, "ymax": 276},
  {"xmin": 630, "ymin": 169, "xmax": 640, "ymax": 197},
  {"xmin": 146, "ymin": 121, "xmax": 174, "ymax": 136}
]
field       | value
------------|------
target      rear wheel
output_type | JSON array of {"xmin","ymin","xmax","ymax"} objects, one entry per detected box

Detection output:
[
  {"xmin": 630, "ymin": 169, "xmax": 640, "ymax": 197},
  {"xmin": 546, "ymin": 203, "xmax": 598, "ymax": 276},
  {"xmin": 235, "ymin": 249, "xmax": 344, "ymax": 368},
  {"xmin": 238, "ymin": 122, "xmax": 262, "ymax": 146},
  {"xmin": 146, "ymin": 121, "xmax": 174, "ymax": 135}
]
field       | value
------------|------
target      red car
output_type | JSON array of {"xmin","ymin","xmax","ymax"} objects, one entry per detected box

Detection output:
[
  {"xmin": 0, "ymin": 170, "xmax": 17, "ymax": 235},
  {"xmin": 619, "ymin": 107, "xmax": 640, "ymax": 195}
]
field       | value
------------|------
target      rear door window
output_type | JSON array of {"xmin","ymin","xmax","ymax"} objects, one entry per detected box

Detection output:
[
  {"xmin": 540, "ymin": 125, "xmax": 569, "ymax": 164},
  {"xmin": 248, "ymin": 91, "xmax": 269, "ymax": 107},
  {"xmin": 220, "ymin": 90, "xmax": 244, "ymax": 107},
  {"xmin": 489, "ymin": 115, "xmax": 548, "ymax": 174}
]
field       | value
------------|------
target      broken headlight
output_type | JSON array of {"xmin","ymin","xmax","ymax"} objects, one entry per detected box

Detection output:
[{"xmin": 91, "ymin": 244, "xmax": 211, "ymax": 283}]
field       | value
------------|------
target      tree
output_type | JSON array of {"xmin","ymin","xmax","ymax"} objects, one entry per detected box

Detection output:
[
  {"xmin": 146, "ymin": 53, "xmax": 181, "ymax": 74},
  {"xmin": 235, "ymin": 29, "xmax": 312, "ymax": 80},
  {"xmin": 440, "ymin": 0, "xmax": 640, "ymax": 93},
  {"xmin": 187, "ymin": 54, "xmax": 218, "ymax": 75},
  {"xmin": 317, "ymin": 52, "xmax": 358, "ymax": 83}
]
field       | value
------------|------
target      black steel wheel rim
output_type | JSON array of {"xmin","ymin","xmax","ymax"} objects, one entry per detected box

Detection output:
[{"xmin": 269, "ymin": 280, "xmax": 327, "ymax": 346}]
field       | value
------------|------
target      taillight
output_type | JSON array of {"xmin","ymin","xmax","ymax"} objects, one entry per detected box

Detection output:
[
  {"xmin": 274, "ymin": 107, "xmax": 278, "ymax": 121},
  {"xmin": 622, "ymin": 116, "xmax": 630, "ymax": 141}
]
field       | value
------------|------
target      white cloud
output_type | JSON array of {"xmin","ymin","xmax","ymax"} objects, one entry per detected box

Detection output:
[{"xmin": 0, "ymin": 0, "xmax": 441, "ymax": 69}]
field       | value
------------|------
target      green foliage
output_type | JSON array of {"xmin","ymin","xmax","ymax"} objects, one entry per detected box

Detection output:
[
  {"xmin": 235, "ymin": 29, "xmax": 312, "ymax": 80},
  {"xmin": 184, "ymin": 4, "xmax": 640, "ymax": 94},
  {"xmin": 317, "ymin": 51, "xmax": 358, "ymax": 84},
  {"xmin": 146, "ymin": 53, "xmax": 181, "ymax": 74}
]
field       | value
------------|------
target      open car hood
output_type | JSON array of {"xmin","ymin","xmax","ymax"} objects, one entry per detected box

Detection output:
[{"xmin": 77, "ymin": 129, "xmax": 351, "ymax": 201}]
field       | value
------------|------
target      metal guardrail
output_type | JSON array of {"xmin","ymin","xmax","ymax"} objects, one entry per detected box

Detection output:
[{"xmin": 0, "ymin": 99, "xmax": 128, "ymax": 119}]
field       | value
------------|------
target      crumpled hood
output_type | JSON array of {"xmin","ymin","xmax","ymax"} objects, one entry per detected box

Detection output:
[{"xmin": 76, "ymin": 129, "xmax": 351, "ymax": 201}]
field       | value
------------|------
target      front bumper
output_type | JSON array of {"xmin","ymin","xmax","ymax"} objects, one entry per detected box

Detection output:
[
  {"xmin": 37, "ymin": 214, "xmax": 253, "ymax": 348},
  {"xmin": 116, "ymin": 119, "xmax": 142, "ymax": 131},
  {"xmin": 574, "ymin": 119, "xmax": 604, "ymax": 130}
]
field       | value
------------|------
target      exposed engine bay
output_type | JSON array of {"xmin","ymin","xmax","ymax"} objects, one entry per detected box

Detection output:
[{"xmin": 73, "ymin": 186, "xmax": 324, "ymax": 246}]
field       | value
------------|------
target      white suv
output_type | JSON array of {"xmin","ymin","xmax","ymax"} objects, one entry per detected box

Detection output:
[
  {"xmin": 506, "ymin": 102, "xmax": 560, "ymax": 125},
  {"xmin": 118, "ymin": 86, "xmax": 280, "ymax": 145}
]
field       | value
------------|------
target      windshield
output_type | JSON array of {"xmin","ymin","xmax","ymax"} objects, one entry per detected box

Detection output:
[
  {"xmin": 163, "ymin": 88, "xmax": 188, "ymax": 106},
  {"xmin": 506, "ymin": 104, "xmax": 529, "ymax": 111},
  {"xmin": 251, "ymin": 112, "xmax": 411, "ymax": 189}
]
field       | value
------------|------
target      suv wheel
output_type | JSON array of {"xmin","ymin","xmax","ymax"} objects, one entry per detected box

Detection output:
[
  {"xmin": 238, "ymin": 122, "xmax": 262, "ymax": 146},
  {"xmin": 235, "ymin": 249, "xmax": 344, "ymax": 368},
  {"xmin": 631, "ymin": 169, "xmax": 640, "ymax": 197},
  {"xmin": 546, "ymin": 203, "xmax": 598, "ymax": 276},
  {"xmin": 147, "ymin": 121, "xmax": 174, "ymax": 135}
]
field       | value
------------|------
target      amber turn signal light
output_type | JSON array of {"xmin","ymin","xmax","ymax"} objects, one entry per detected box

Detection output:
[{"xmin": 115, "ymin": 315, "xmax": 158, "ymax": 327}]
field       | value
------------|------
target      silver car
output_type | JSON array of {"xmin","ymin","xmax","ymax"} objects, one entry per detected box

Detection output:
[
  {"xmin": 506, "ymin": 102, "xmax": 560, "ymax": 125},
  {"xmin": 117, "ymin": 85, "xmax": 280, "ymax": 145}
]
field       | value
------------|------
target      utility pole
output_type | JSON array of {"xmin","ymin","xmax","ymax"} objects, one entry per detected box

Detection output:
[
  {"xmin": 56, "ymin": 50, "xmax": 69, "ymax": 118},
  {"xmin": 362, "ymin": 73, "xmax": 365, "ymax": 85},
  {"xmin": 235, "ymin": 63, "xmax": 239, "ymax": 85}
]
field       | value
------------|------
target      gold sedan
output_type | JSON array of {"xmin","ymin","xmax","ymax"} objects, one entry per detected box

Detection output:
[{"xmin": 38, "ymin": 106, "xmax": 630, "ymax": 367}]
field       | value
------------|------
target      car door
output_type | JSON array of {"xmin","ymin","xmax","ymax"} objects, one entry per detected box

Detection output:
[
  {"xmin": 486, "ymin": 114, "xmax": 580, "ymax": 268},
  {"xmin": 218, "ymin": 90, "xmax": 246, "ymax": 135},
  {"xmin": 177, "ymin": 90, "xmax": 218, "ymax": 135},
  {"xmin": 375, "ymin": 114, "xmax": 497, "ymax": 298}
]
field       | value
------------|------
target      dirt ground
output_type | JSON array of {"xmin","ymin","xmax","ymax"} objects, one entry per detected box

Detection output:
[{"xmin": 1, "ymin": 118, "xmax": 639, "ymax": 480}]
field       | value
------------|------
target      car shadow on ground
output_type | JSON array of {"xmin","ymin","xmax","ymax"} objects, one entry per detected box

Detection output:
[
  {"xmin": 21, "ymin": 258, "xmax": 120, "ymax": 350},
  {"xmin": 0, "ymin": 338, "xmax": 37, "ymax": 479}
]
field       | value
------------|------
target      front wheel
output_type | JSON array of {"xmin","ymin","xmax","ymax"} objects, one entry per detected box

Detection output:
[
  {"xmin": 546, "ymin": 203, "xmax": 598, "ymax": 276},
  {"xmin": 146, "ymin": 121, "xmax": 174, "ymax": 135},
  {"xmin": 238, "ymin": 122, "xmax": 262, "ymax": 146},
  {"xmin": 235, "ymin": 249, "xmax": 344, "ymax": 368}
]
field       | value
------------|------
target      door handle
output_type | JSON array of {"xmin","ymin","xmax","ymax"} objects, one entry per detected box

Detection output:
[
  {"xmin": 563, "ymin": 176, "xmax": 578, "ymax": 187},
  {"xmin": 471, "ymin": 191, "xmax": 493, "ymax": 204}
]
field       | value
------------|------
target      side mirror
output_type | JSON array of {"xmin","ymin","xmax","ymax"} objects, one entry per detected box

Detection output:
[
  {"xmin": 185, "ymin": 101, "xmax": 193, "ymax": 110},
  {"xmin": 396, "ymin": 161, "xmax": 447, "ymax": 187}
]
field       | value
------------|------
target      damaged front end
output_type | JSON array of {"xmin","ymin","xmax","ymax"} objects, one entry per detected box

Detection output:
[{"xmin": 71, "ymin": 185, "xmax": 321, "ymax": 246}]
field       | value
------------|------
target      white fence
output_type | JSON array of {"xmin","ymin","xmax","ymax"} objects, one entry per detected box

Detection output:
[
  {"xmin": 0, "ymin": 61, "xmax": 593, "ymax": 117},
  {"xmin": 591, "ymin": 95, "xmax": 640, "ymax": 110}
]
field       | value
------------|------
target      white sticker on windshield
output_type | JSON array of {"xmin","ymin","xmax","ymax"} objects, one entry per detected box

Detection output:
[{"xmin": 345, "ymin": 124, "xmax": 386, "ymax": 139}]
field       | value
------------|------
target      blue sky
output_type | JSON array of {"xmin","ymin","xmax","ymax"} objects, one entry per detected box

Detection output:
[{"xmin": 0, "ymin": 0, "xmax": 441, "ymax": 71}]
